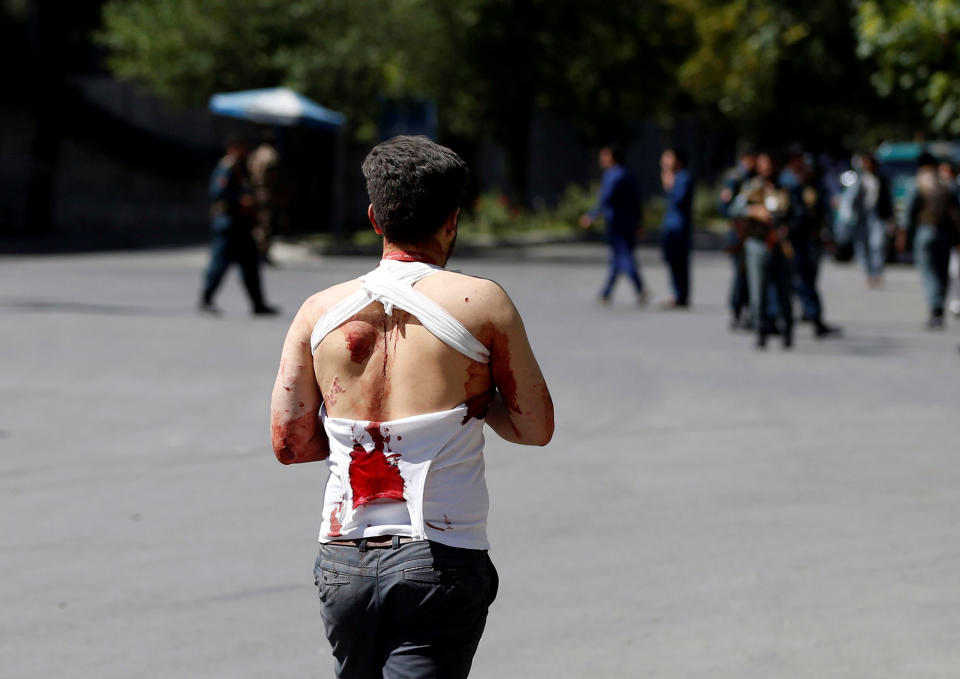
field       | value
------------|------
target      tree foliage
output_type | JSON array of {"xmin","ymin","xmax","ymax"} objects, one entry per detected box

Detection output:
[
  {"xmin": 855, "ymin": 0, "xmax": 960, "ymax": 134},
  {"xmin": 672, "ymin": 0, "xmax": 891, "ymax": 147},
  {"xmin": 97, "ymin": 0, "xmax": 690, "ymax": 195},
  {"xmin": 96, "ymin": 0, "xmax": 949, "ymax": 188}
]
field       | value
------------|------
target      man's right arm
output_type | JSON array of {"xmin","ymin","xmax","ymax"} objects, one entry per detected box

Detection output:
[
  {"xmin": 270, "ymin": 298, "xmax": 329, "ymax": 464},
  {"xmin": 482, "ymin": 285, "xmax": 554, "ymax": 446}
]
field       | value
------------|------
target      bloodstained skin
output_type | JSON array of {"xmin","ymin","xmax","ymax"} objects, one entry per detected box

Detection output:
[
  {"xmin": 344, "ymin": 328, "xmax": 377, "ymax": 364},
  {"xmin": 461, "ymin": 360, "xmax": 493, "ymax": 424},
  {"xmin": 489, "ymin": 328, "xmax": 521, "ymax": 414},
  {"xmin": 348, "ymin": 422, "xmax": 403, "ymax": 508},
  {"xmin": 271, "ymin": 410, "xmax": 327, "ymax": 464},
  {"xmin": 325, "ymin": 376, "xmax": 345, "ymax": 406}
]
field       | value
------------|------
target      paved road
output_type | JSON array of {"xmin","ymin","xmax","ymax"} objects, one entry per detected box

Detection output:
[{"xmin": 2, "ymin": 244, "xmax": 958, "ymax": 678}]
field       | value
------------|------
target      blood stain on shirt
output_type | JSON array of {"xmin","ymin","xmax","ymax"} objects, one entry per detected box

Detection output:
[
  {"xmin": 328, "ymin": 501, "xmax": 344, "ymax": 537},
  {"xmin": 425, "ymin": 515, "xmax": 453, "ymax": 531},
  {"xmin": 349, "ymin": 422, "xmax": 403, "ymax": 508}
]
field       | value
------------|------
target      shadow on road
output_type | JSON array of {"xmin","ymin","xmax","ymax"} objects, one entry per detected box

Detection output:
[{"xmin": 0, "ymin": 297, "xmax": 190, "ymax": 318}]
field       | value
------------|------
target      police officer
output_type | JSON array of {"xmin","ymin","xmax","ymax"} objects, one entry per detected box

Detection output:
[
  {"xmin": 781, "ymin": 149, "xmax": 840, "ymax": 338},
  {"xmin": 199, "ymin": 138, "xmax": 279, "ymax": 316},
  {"xmin": 730, "ymin": 151, "xmax": 793, "ymax": 349}
]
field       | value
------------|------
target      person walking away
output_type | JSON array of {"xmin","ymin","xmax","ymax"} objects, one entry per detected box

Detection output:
[
  {"xmin": 730, "ymin": 151, "xmax": 794, "ymax": 349},
  {"xmin": 659, "ymin": 148, "xmax": 693, "ymax": 308},
  {"xmin": 897, "ymin": 152, "xmax": 960, "ymax": 329},
  {"xmin": 784, "ymin": 153, "xmax": 841, "ymax": 338},
  {"xmin": 719, "ymin": 149, "xmax": 756, "ymax": 328},
  {"xmin": 580, "ymin": 145, "xmax": 646, "ymax": 305},
  {"xmin": 247, "ymin": 131, "xmax": 281, "ymax": 265},
  {"xmin": 199, "ymin": 138, "xmax": 278, "ymax": 315},
  {"xmin": 938, "ymin": 160, "xmax": 960, "ymax": 317},
  {"xmin": 271, "ymin": 135, "xmax": 554, "ymax": 679},
  {"xmin": 836, "ymin": 153, "xmax": 894, "ymax": 288}
]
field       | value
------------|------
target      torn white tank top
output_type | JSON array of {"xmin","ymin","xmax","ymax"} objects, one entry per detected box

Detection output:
[{"xmin": 310, "ymin": 259, "xmax": 491, "ymax": 549}]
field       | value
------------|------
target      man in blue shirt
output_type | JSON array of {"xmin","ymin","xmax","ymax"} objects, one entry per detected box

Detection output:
[
  {"xmin": 580, "ymin": 145, "xmax": 646, "ymax": 305},
  {"xmin": 660, "ymin": 148, "xmax": 693, "ymax": 308}
]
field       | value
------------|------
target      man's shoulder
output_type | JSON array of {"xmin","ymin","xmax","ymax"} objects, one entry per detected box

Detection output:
[
  {"xmin": 426, "ymin": 270, "xmax": 508, "ymax": 301},
  {"xmin": 419, "ymin": 270, "xmax": 514, "ymax": 323},
  {"xmin": 294, "ymin": 279, "xmax": 363, "ymax": 327}
]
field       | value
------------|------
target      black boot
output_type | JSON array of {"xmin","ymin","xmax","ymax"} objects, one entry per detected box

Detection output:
[
  {"xmin": 814, "ymin": 320, "xmax": 842, "ymax": 338},
  {"xmin": 197, "ymin": 292, "xmax": 220, "ymax": 315},
  {"xmin": 927, "ymin": 309, "xmax": 945, "ymax": 330}
]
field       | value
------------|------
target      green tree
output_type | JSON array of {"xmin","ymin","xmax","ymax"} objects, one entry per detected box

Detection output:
[
  {"xmin": 97, "ymin": 0, "xmax": 417, "ymax": 140},
  {"xmin": 672, "ymin": 0, "xmax": 890, "ymax": 148},
  {"xmin": 855, "ymin": 0, "xmax": 960, "ymax": 134},
  {"xmin": 96, "ymin": 0, "xmax": 689, "ymax": 199}
]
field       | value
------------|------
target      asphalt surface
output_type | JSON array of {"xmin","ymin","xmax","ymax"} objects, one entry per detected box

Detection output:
[{"xmin": 2, "ymin": 242, "xmax": 959, "ymax": 678}]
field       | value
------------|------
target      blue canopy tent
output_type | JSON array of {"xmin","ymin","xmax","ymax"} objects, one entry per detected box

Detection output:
[
  {"xmin": 209, "ymin": 88, "xmax": 347, "ymax": 234},
  {"xmin": 208, "ymin": 87, "xmax": 346, "ymax": 130}
]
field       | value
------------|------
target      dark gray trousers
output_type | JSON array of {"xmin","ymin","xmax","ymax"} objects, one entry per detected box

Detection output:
[{"xmin": 315, "ymin": 539, "xmax": 498, "ymax": 679}]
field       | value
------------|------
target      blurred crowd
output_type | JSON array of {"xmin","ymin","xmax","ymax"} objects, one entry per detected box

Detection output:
[
  {"xmin": 581, "ymin": 140, "xmax": 960, "ymax": 351},
  {"xmin": 719, "ymin": 145, "xmax": 960, "ymax": 348}
]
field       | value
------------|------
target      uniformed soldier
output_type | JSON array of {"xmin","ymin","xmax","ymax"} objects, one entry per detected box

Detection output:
[
  {"xmin": 782, "ymin": 149, "xmax": 841, "ymax": 338},
  {"xmin": 729, "ymin": 151, "xmax": 793, "ymax": 349},
  {"xmin": 198, "ymin": 139, "xmax": 279, "ymax": 316}
]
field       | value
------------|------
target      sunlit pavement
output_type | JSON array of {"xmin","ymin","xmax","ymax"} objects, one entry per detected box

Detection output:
[{"xmin": 2, "ymin": 244, "xmax": 958, "ymax": 678}]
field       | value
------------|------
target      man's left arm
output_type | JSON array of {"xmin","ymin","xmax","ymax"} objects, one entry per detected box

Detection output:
[{"xmin": 270, "ymin": 303, "xmax": 328, "ymax": 464}]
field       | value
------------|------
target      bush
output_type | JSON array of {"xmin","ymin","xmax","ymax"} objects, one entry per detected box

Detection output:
[{"xmin": 459, "ymin": 185, "xmax": 596, "ymax": 238}]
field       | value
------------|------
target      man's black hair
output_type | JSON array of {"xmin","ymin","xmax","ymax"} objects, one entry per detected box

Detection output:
[
  {"xmin": 362, "ymin": 135, "xmax": 468, "ymax": 246},
  {"xmin": 916, "ymin": 151, "xmax": 938, "ymax": 168},
  {"xmin": 668, "ymin": 148, "xmax": 689, "ymax": 167},
  {"xmin": 785, "ymin": 142, "xmax": 805, "ymax": 160},
  {"xmin": 225, "ymin": 134, "xmax": 249, "ymax": 149},
  {"xmin": 604, "ymin": 144, "xmax": 626, "ymax": 164}
]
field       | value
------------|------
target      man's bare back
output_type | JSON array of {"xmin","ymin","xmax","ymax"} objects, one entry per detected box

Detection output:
[{"xmin": 271, "ymin": 265, "xmax": 553, "ymax": 464}]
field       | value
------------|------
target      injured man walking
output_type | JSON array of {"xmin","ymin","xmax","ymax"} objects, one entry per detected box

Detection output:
[{"xmin": 270, "ymin": 135, "xmax": 555, "ymax": 679}]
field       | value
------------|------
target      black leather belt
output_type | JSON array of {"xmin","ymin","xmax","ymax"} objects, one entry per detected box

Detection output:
[{"xmin": 327, "ymin": 535, "xmax": 415, "ymax": 550}]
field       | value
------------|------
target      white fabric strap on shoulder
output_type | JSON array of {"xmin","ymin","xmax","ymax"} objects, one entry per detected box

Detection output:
[
  {"xmin": 310, "ymin": 262, "xmax": 490, "ymax": 364},
  {"xmin": 309, "ymin": 289, "xmax": 373, "ymax": 353}
]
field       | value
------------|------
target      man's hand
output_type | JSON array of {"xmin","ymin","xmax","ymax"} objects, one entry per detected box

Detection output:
[
  {"xmin": 748, "ymin": 205, "xmax": 773, "ymax": 224},
  {"xmin": 579, "ymin": 214, "xmax": 593, "ymax": 229},
  {"xmin": 895, "ymin": 229, "xmax": 907, "ymax": 253},
  {"xmin": 661, "ymin": 170, "xmax": 675, "ymax": 192}
]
